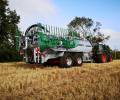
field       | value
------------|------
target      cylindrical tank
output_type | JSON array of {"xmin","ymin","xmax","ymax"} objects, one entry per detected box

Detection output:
[{"xmin": 24, "ymin": 23, "xmax": 83, "ymax": 52}]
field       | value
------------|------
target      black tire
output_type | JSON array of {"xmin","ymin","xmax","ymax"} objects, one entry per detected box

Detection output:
[
  {"xmin": 60, "ymin": 53, "xmax": 73, "ymax": 67},
  {"xmin": 93, "ymin": 54, "xmax": 98, "ymax": 63},
  {"xmin": 94, "ymin": 54, "xmax": 107, "ymax": 63},
  {"xmin": 73, "ymin": 54, "xmax": 83, "ymax": 66},
  {"xmin": 107, "ymin": 54, "xmax": 113, "ymax": 62}
]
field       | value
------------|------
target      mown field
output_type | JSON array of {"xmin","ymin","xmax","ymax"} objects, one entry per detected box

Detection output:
[{"xmin": 0, "ymin": 60, "xmax": 120, "ymax": 100}]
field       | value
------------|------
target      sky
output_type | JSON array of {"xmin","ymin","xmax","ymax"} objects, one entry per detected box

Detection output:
[{"xmin": 9, "ymin": 0, "xmax": 120, "ymax": 50}]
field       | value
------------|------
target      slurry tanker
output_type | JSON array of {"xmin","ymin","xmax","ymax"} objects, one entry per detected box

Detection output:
[{"xmin": 16, "ymin": 23, "xmax": 112, "ymax": 67}]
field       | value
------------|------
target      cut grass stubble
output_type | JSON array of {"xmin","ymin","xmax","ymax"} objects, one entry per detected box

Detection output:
[{"xmin": 0, "ymin": 60, "xmax": 120, "ymax": 100}]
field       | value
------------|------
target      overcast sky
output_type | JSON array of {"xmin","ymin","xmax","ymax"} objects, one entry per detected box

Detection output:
[{"xmin": 9, "ymin": 0, "xmax": 120, "ymax": 50}]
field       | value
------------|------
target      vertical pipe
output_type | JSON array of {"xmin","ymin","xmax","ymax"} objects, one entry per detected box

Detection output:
[
  {"xmin": 57, "ymin": 27, "xmax": 58, "ymax": 37},
  {"xmin": 64, "ymin": 29, "xmax": 66, "ymax": 37},
  {"xmin": 51, "ymin": 25, "xmax": 52, "ymax": 35},
  {"xmin": 54, "ymin": 26, "xmax": 55, "ymax": 36},
  {"xmin": 24, "ymin": 37, "xmax": 28, "ymax": 49},
  {"xmin": 59, "ymin": 28, "xmax": 61, "ymax": 37},
  {"xmin": 57, "ymin": 27, "xmax": 59, "ymax": 38},
  {"xmin": 60, "ymin": 28, "xmax": 62, "ymax": 38},
  {"xmin": 44, "ymin": 24, "xmax": 46, "ymax": 33},
  {"xmin": 61, "ymin": 28, "xmax": 63, "ymax": 38},
  {"xmin": 46, "ymin": 24, "xmax": 48, "ymax": 35},
  {"xmin": 43, "ymin": 24, "xmax": 45, "ymax": 33},
  {"xmin": 34, "ymin": 48, "xmax": 36, "ymax": 63},
  {"xmin": 49, "ymin": 25, "xmax": 50, "ymax": 35},
  {"xmin": 62, "ymin": 28, "xmax": 64, "ymax": 38},
  {"xmin": 46, "ymin": 24, "xmax": 47, "ymax": 32},
  {"xmin": 55, "ymin": 27, "xmax": 57, "ymax": 37},
  {"xmin": 38, "ymin": 49, "xmax": 40, "ymax": 63},
  {"xmin": 58, "ymin": 27, "xmax": 60, "ymax": 37},
  {"xmin": 41, "ymin": 23, "xmax": 44, "ymax": 33},
  {"xmin": 55, "ymin": 26, "xmax": 56, "ymax": 36},
  {"xmin": 67, "ymin": 29, "xmax": 69, "ymax": 37},
  {"xmin": 38, "ymin": 54, "xmax": 39, "ymax": 63},
  {"xmin": 66, "ymin": 29, "xmax": 68, "ymax": 37},
  {"xmin": 24, "ymin": 37, "xmax": 28, "ymax": 62}
]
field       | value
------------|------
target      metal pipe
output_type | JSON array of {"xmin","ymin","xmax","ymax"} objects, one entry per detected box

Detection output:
[
  {"xmin": 23, "ymin": 37, "xmax": 28, "ymax": 50},
  {"xmin": 34, "ymin": 48, "xmax": 36, "ymax": 63}
]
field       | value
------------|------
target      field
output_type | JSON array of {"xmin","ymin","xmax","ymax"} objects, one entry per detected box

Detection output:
[{"xmin": 0, "ymin": 60, "xmax": 120, "ymax": 100}]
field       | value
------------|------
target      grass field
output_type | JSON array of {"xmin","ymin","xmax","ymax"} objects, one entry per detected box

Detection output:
[{"xmin": 0, "ymin": 60, "xmax": 120, "ymax": 100}]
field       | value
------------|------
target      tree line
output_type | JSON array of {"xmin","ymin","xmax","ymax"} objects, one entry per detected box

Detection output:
[{"xmin": 0, "ymin": 0, "xmax": 21, "ymax": 62}]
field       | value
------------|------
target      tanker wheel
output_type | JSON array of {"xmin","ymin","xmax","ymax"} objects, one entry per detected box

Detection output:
[
  {"xmin": 73, "ymin": 54, "xmax": 83, "ymax": 66},
  {"xmin": 101, "ymin": 54, "xmax": 107, "ymax": 63},
  {"xmin": 60, "ymin": 53, "xmax": 73, "ymax": 67}
]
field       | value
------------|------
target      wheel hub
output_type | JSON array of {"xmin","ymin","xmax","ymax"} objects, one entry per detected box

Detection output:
[
  {"xmin": 77, "ymin": 57, "xmax": 82, "ymax": 64},
  {"xmin": 66, "ymin": 57, "xmax": 72, "ymax": 66}
]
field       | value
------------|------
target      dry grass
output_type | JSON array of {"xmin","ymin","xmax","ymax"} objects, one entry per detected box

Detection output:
[{"xmin": 0, "ymin": 60, "xmax": 120, "ymax": 100}]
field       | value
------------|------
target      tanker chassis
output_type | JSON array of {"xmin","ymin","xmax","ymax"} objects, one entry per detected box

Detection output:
[{"xmin": 18, "ymin": 23, "xmax": 92, "ymax": 67}]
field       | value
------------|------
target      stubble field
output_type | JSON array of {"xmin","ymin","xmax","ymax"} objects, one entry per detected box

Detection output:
[{"xmin": 0, "ymin": 60, "xmax": 120, "ymax": 100}]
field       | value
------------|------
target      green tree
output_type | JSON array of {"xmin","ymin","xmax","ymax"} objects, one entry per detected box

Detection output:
[
  {"xmin": 0, "ymin": 0, "xmax": 20, "ymax": 49},
  {"xmin": 68, "ymin": 17, "xmax": 110, "ymax": 46}
]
